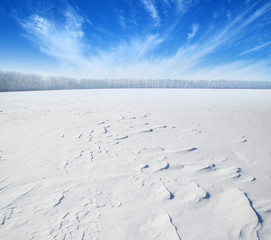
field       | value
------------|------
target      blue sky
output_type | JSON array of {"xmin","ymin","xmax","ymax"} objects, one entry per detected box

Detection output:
[{"xmin": 0, "ymin": 0, "xmax": 271, "ymax": 80}]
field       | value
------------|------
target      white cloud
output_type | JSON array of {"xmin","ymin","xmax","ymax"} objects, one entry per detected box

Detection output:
[
  {"xmin": 187, "ymin": 23, "xmax": 199, "ymax": 40},
  {"xmin": 241, "ymin": 41, "xmax": 271, "ymax": 55},
  {"xmin": 116, "ymin": 9, "xmax": 126, "ymax": 28},
  {"xmin": 201, "ymin": 2, "xmax": 271, "ymax": 51},
  {"xmin": 18, "ymin": 3, "xmax": 271, "ymax": 81},
  {"xmin": 91, "ymin": 34, "xmax": 165, "ymax": 67},
  {"xmin": 185, "ymin": 60, "xmax": 271, "ymax": 81},
  {"xmin": 141, "ymin": 0, "xmax": 160, "ymax": 26},
  {"xmin": 227, "ymin": 10, "xmax": 232, "ymax": 20},
  {"xmin": 175, "ymin": 0, "xmax": 194, "ymax": 13},
  {"xmin": 84, "ymin": 4, "xmax": 271, "ymax": 80},
  {"xmin": 235, "ymin": 1, "xmax": 271, "ymax": 31},
  {"xmin": 213, "ymin": 12, "xmax": 218, "ymax": 19},
  {"xmin": 118, "ymin": 15, "xmax": 126, "ymax": 28},
  {"xmin": 20, "ymin": 8, "xmax": 88, "ymax": 71}
]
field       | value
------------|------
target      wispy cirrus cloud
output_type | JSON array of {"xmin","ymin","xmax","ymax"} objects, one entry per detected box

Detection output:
[
  {"xmin": 95, "ymin": 34, "xmax": 165, "ymax": 65},
  {"xmin": 241, "ymin": 41, "xmax": 271, "ymax": 56},
  {"xmin": 236, "ymin": 1, "xmax": 271, "ymax": 31},
  {"xmin": 186, "ymin": 59, "xmax": 271, "ymax": 81},
  {"xmin": 141, "ymin": 0, "xmax": 160, "ymax": 26},
  {"xmin": 187, "ymin": 23, "xmax": 199, "ymax": 40},
  {"xmin": 175, "ymin": 0, "xmax": 196, "ymax": 13},
  {"xmin": 20, "ymin": 7, "xmax": 88, "ymax": 71},
  {"xmin": 17, "ymin": 1, "xmax": 271, "ymax": 81}
]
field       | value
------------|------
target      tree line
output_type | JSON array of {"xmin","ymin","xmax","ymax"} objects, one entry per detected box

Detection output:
[{"xmin": 1, "ymin": 71, "xmax": 270, "ymax": 91}]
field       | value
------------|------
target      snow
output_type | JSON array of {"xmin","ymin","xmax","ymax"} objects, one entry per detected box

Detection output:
[{"xmin": 0, "ymin": 89, "xmax": 271, "ymax": 239}]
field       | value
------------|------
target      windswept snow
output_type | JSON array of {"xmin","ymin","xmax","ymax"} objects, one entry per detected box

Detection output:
[{"xmin": 0, "ymin": 89, "xmax": 271, "ymax": 239}]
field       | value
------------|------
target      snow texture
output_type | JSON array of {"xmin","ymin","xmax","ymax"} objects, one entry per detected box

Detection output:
[{"xmin": 0, "ymin": 89, "xmax": 271, "ymax": 239}]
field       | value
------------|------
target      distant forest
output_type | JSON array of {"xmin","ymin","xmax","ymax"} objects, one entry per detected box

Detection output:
[{"xmin": 1, "ymin": 71, "xmax": 271, "ymax": 91}]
